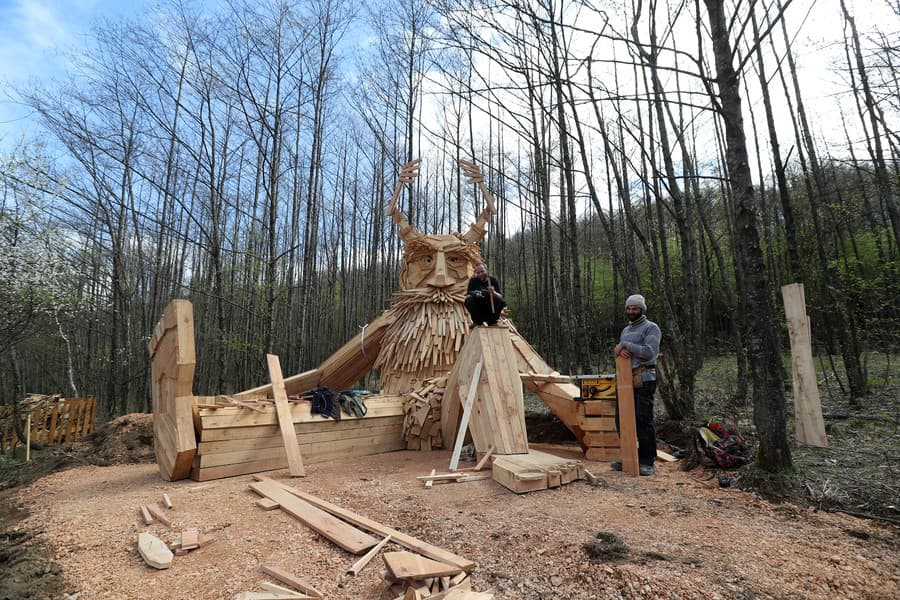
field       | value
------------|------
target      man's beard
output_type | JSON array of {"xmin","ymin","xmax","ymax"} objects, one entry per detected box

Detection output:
[{"xmin": 627, "ymin": 312, "xmax": 643, "ymax": 323}]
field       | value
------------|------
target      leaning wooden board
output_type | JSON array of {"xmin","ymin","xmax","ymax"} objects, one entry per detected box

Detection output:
[{"xmin": 266, "ymin": 354, "xmax": 305, "ymax": 477}]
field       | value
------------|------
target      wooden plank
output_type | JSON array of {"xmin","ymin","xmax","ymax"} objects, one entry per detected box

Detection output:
[
  {"xmin": 256, "ymin": 498, "xmax": 281, "ymax": 511},
  {"xmin": 191, "ymin": 435, "xmax": 405, "ymax": 481},
  {"xmin": 146, "ymin": 504, "xmax": 172, "ymax": 528},
  {"xmin": 196, "ymin": 428, "xmax": 404, "ymax": 469},
  {"xmin": 472, "ymin": 445, "xmax": 494, "ymax": 471},
  {"xmin": 253, "ymin": 476, "xmax": 474, "ymax": 571},
  {"xmin": 450, "ymin": 361, "xmax": 482, "ymax": 471},
  {"xmin": 384, "ymin": 551, "xmax": 463, "ymax": 580},
  {"xmin": 424, "ymin": 468, "xmax": 437, "ymax": 489},
  {"xmin": 249, "ymin": 479, "xmax": 377, "ymax": 554},
  {"xmin": 347, "ymin": 535, "xmax": 392, "ymax": 576},
  {"xmin": 615, "ymin": 354, "xmax": 639, "ymax": 475},
  {"xmin": 574, "ymin": 416, "xmax": 616, "ymax": 432},
  {"xmin": 140, "ymin": 505, "xmax": 154, "ymax": 525},
  {"xmin": 137, "ymin": 532, "xmax": 173, "ymax": 569},
  {"xmin": 585, "ymin": 447, "xmax": 619, "ymax": 461},
  {"xmin": 656, "ymin": 449, "xmax": 677, "ymax": 462},
  {"xmin": 162, "ymin": 493, "xmax": 173, "ymax": 509},
  {"xmin": 197, "ymin": 421, "xmax": 403, "ymax": 454},
  {"xmin": 261, "ymin": 565, "xmax": 324, "ymax": 599},
  {"xmin": 198, "ymin": 396, "xmax": 405, "ymax": 430},
  {"xmin": 267, "ymin": 354, "xmax": 306, "ymax": 477},
  {"xmin": 781, "ymin": 283, "xmax": 828, "ymax": 447},
  {"xmin": 180, "ymin": 528, "xmax": 199, "ymax": 550},
  {"xmin": 258, "ymin": 582, "xmax": 314, "ymax": 598},
  {"xmin": 582, "ymin": 399, "xmax": 617, "ymax": 416}
]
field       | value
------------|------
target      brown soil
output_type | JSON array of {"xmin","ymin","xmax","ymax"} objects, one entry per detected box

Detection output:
[{"xmin": 4, "ymin": 426, "xmax": 898, "ymax": 600}]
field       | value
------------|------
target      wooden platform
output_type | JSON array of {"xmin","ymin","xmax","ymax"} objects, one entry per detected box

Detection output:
[{"xmin": 491, "ymin": 449, "xmax": 585, "ymax": 493}]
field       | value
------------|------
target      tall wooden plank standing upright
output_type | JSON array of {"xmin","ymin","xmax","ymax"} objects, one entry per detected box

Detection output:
[
  {"xmin": 266, "ymin": 354, "xmax": 306, "ymax": 476},
  {"xmin": 615, "ymin": 355, "xmax": 639, "ymax": 475},
  {"xmin": 781, "ymin": 283, "xmax": 827, "ymax": 447}
]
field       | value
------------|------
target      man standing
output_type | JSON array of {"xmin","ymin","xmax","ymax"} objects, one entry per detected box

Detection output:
[
  {"xmin": 612, "ymin": 294, "xmax": 661, "ymax": 476},
  {"xmin": 465, "ymin": 262, "xmax": 506, "ymax": 327}
]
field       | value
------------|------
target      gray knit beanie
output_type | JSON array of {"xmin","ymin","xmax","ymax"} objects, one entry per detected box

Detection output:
[{"xmin": 625, "ymin": 294, "xmax": 647, "ymax": 311}]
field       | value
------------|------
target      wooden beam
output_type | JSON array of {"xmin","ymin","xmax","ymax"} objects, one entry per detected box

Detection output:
[
  {"xmin": 346, "ymin": 535, "xmax": 392, "ymax": 576},
  {"xmin": 449, "ymin": 361, "xmax": 482, "ymax": 471},
  {"xmin": 615, "ymin": 355, "xmax": 639, "ymax": 476},
  {"xmin": 249, "ymin": 479, "xmax": 377, "ymax": 554},
  {"xmin": 253, "ymin": 476, "xmax": 474, "ymax": 571},
  {"xmin": 384, "ymin": 551, "xmax": 463, "ymax": 580},
  {"xmin": 266, "ymin": 354, "xmax": 305, "ymax": 477},
  {"xmin": 261, "ymin": 565, "xmax": 324, "ymax": 599}
]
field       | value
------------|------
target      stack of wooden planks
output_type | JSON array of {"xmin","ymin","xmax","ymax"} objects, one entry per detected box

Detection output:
[
  {"xmin": 403, "ymin": 376, "xmax": 448, "ymax": 451},
  {"xmin": 383, "ymin": 551, "xmax": 489, "ymax": 599},
  {"xmin": 190, "ymin": 395, "xmax": 407, "ymax": 481},
  {"xmin": 491, "ymin": 449, "xmax": 585, "ymax": 494}
]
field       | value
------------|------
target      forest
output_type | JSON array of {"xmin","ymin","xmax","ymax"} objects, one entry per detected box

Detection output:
[{"xmin": 1, "ymin": 0, "xmax": 897, "ymax": 473}]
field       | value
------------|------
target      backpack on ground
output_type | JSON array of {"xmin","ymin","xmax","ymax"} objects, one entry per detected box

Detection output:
[{"xmin": 695, "ymin": 417, "xmax": 754, "ymax": 469}]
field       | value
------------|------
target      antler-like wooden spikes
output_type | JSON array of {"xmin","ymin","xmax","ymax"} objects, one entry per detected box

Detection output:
[
  {"xmin": 385, "ymin": 159, "xmax": 422, "ymax": 240},
  {"xmin": 459, "ymin": 160, "xmax": 497, "ymax": 243}
]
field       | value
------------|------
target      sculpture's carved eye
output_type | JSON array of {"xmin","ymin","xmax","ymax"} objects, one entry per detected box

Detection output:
[
  {"xmin": 422, "ymin": 256, "xmax": 434, "ymax": 266},
  {"xmin": 446, "ymin": 254, "xmax": 463, "ymax": 266}
]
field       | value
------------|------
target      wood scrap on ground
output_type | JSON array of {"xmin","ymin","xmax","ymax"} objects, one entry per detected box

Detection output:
[
  {"xmin": 256, "ymin": 497, "xmax": 281, "ymax": 511},
  {"xmin": 416, "ymin": 472, "xmax": 491, "ymax": 485},
  {"xmin": 162, "ymin": 493, "xmax": 173, "ymax": 508},
  {"xmin": 261, "ymin": 565, "xmax": 324, "ymax": 599},
  {"xmin": 383, "ymin": 556, "xmax": 489, "ymax": 599},
  {"xmin": 137, "ymin": 532, "xmax": 173, "ymax": 569},
  {"xmin": 145, "ymin": 503, "xmax": 172, "ymax": 528}
]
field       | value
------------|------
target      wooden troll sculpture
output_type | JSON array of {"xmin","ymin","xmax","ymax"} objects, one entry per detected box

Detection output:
[{"xmin": 151, "ymin": 160, "xmax": 613, "ymax": 482}]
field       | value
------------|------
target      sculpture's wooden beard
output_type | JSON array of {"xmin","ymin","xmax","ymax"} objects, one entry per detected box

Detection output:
[{"xmin": 375, "ymin": 281, "xmax": 470, "ymax": 394}]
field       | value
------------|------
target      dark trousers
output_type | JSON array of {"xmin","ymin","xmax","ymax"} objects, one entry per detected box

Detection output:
[
  {"xmin": 614, "ymin": 380, "xmax": 657, "ymax": 466},
  {"xmin": 465, "ymin": 293, "xmax": 506, "ymax": 325}
]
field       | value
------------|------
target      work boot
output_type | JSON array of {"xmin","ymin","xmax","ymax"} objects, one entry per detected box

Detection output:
[
  {"xmin": 610, "ymin": 461, "xmax": 622, "ymax": 471},
  {"xmin": 639, "ymin": 464, "xmax": 655, "ymax": 476}
]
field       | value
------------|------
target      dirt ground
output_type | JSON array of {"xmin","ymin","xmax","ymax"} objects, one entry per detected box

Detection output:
[{"xmin": 4, "ymin": 431, "xmax": 898, "ymax": 600}]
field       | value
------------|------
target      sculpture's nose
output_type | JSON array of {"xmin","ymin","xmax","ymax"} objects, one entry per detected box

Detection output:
[{"xmin": 425, "ymin": 251, "xmax": 451, "ymax": 288}]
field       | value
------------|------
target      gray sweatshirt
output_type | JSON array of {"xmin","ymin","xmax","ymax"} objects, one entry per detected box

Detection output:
[{"xmin": 618, "ymin": 315, "xmax": 661, "ymax": 382}]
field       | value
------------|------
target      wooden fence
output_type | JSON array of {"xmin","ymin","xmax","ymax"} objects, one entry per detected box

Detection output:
[{"xmin": 0, "ymin": 397, "xmax": 97, "ymax": 450}]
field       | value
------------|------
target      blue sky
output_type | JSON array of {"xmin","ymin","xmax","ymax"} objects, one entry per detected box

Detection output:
[{"xmin": 0, "ymin": 0, "xmax": 147, "ymax": 146}]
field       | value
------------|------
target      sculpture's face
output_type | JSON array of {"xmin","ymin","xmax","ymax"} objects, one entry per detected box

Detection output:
[{"xmin": 399, "ymin": 234, "xmax": 482, "ymax": 290}]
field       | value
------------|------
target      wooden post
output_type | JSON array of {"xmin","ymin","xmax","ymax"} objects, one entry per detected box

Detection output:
[
  {"xmin": 449, "ymin": 361, "xmax": 483, "ymax": 471},
  {"xmin": 781, "ymin": 283, "xmax": 827, "ymax": 447},
  {"xmin": 25, "ymin": 414, "xmax": 31, "ymax": 462},
  {"xmin": 614, "ymin": 355, "xmax": 639, "ymax": 475},
  {"xmin": 266, "ymin": 354, "xmax": 306, "ymax": 477}
]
